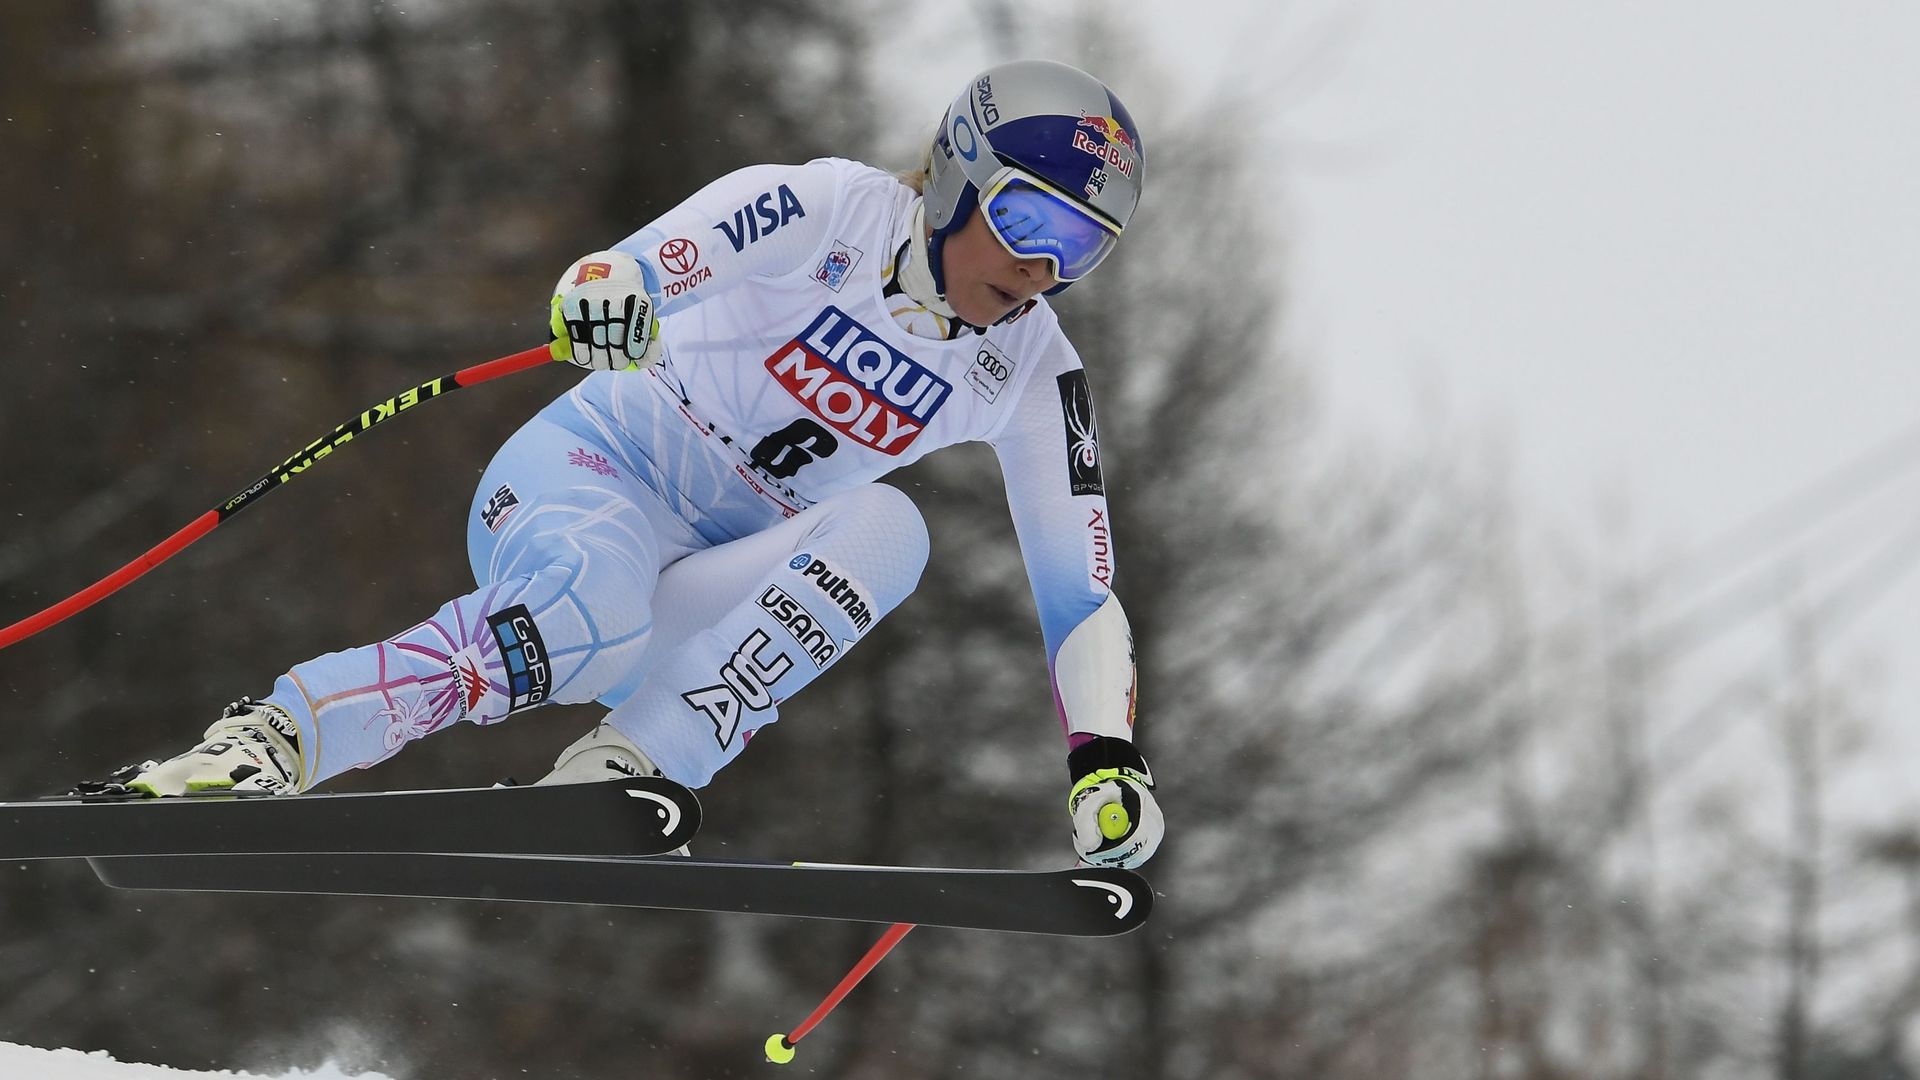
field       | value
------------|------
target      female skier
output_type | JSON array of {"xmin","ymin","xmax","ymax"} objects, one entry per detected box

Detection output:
[{"xmin": 113, "ymin": 58, "xmax": 1162, "ymax": 870}]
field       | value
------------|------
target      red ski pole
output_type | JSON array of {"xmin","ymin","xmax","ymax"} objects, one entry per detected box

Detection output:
[
  {"xmin": 0, "ymin": 344, "xmax": 554, "ymax": 652},
  {"xmin": 765, "ymin": 922, "xmax": 915, "ymax": 1064}
]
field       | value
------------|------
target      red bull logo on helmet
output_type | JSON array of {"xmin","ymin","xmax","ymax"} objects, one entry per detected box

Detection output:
[
  {"xmin": 766, "ymin": 307, "xmax": 954, "ymax": 455},
  {"xmin": 1074, "ymin": 114, "xmax": 1138, "ymax": 178}
]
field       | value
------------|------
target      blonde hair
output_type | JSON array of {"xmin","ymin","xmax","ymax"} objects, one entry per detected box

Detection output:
[{"xmin": 895, "ymin": 141, "xmax": 934, "ymax": 194}]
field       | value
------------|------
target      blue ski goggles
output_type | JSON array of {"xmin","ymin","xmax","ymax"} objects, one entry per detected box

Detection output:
[{"xmin": 979, "ymin": 169, "xmax": 1122, "ymax": 282}]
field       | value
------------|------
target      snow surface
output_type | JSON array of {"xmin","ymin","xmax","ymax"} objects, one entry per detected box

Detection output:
[{"xmin": 0, "ymin": 1043, "xmax": 392, "ymax": 1079}]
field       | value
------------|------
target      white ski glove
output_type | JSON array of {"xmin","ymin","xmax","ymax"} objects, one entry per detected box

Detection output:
[
  {"xmin": 549, "ymin": 250, "xmax": 663, "ymax": 371},
  {"xmin": 1067, "ymin": 736, "xmax": 1164, "ymax": 869}
]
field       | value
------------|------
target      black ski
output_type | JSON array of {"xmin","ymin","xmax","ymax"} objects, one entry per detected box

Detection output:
[
  {"xmin": 0, "ymin": 777, "xmax": 699, "ymax": 860},
  {"xmin": 89, "ymin": 852, "xmax": 1152, "ymax": 936}
]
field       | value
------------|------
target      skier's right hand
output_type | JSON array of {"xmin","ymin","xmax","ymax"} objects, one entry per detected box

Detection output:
[{"xmin": 550, "ymin": 250, "xmax": 663, "ymax": 372}]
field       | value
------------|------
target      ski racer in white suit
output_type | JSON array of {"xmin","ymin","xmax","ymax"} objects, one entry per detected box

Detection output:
[{"xmin": 117, "ymin": 59, "xmax": 1163, "ymax": 870}]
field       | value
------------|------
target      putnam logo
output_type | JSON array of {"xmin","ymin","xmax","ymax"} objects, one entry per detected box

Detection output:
[
  {"xmin": 765, "ymin": 306, "xmax": 953, "ymax": 455},
  {"xmin": 788, "ymin": 552, "xmax": 875, "ymax": 634}
]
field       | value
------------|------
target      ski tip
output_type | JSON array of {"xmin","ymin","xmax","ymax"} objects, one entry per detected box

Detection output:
[
  {"xmin": 614, "ymin": 777, "xmax": 702, "ymax": 849},
  {"xmin": 764, "ymin": 1033, "xmax": 796, "ymax": 1064}
]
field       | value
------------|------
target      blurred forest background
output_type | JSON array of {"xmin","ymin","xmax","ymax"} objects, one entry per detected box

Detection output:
[{"xmin": 3, "ymin": 2, "xmax": 1919, "ymax": 1079}]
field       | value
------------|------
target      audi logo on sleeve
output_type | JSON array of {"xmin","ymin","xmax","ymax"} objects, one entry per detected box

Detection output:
[{"xmin": 765, "ymin": 307, "xmax": 953, "ymax": 455}]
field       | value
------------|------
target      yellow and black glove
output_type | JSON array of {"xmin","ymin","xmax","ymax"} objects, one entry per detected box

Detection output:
[{"xmin": 1067, "ymin": 736, "xmax": 1163, "ymax": 869}]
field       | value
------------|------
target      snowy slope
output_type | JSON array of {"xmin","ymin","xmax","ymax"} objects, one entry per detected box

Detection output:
[{"xmin": 0, "ymin": 1043, "xmax": 392, "ymax": 1079}]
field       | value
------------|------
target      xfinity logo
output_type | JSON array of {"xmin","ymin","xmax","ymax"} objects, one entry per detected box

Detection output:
[{"xmin": 1086, "ymin": 507, "xmax": 1113, "ymax": 591}]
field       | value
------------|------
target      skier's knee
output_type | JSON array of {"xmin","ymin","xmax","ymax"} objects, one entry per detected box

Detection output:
[
  {"xmin": 493, "ymin": 549, "xmax": 655, "ymax": 707},
  {"xmin": 829, "ymin": 484, "xmax": 930, "ymax": 599}
]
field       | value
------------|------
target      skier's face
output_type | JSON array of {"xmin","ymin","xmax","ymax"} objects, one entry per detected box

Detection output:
[{"xmin": 940, "ymin": 207, "xmax": 1057, "ymax": 326}]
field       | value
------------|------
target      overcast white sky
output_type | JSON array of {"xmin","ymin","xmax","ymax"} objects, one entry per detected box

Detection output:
[
  {"xmin": 1168, "ymin": 2, "xmax": 1920, "ymax": 822},
  {"xmin": 880, "ymin": 3, "xmax": 1920, "ymax": 808},
  {"xmin": 1247, "ymin": 4, "xmax": 1919, "ymax": 530},
  {"xmin": 1133, "ymin": 2, "xmax": 1920, "ymax": 797}
]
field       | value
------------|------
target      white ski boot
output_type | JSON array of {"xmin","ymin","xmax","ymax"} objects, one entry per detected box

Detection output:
[
  {"xmin": 117, "ymin": 698, "xmax": 305, "ymax": 797},
  {"xmin": 538, "ymin": 721, "xmax": 668, "ymax": 784},
  {"xmin": 538, "ymin": 722, "xmax": 688, "ymax": 854}
]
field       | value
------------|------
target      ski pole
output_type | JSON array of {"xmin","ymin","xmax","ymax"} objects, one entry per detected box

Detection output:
[
  {"xmin": 0, "ymin": 344, "xmax": 553, "ymax": 652},
  {"xmin": 765, "ymin": 921, "xmax": 915, "ymax": 1065}
]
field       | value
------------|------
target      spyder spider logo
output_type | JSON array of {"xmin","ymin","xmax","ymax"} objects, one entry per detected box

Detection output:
[
  {"xmin": 1056, "ymin": 370, "xmax": 1105, "ymax": 497},
  {"xmin": 1067, "ymin": 401, "xmax": 1099, "ymax": 471}
]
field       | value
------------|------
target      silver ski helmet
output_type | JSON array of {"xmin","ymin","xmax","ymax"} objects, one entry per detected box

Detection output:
[{"xmin": 925, "ymin": 59, "xmax": 1144, "ymax": 297}]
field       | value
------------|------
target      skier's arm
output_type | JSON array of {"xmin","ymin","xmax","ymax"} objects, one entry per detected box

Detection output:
[
  {"xmin": 613, "ymin": 160, "xmax": 838, "ymax": 314},
  {"xmin": 988, "ymin": 340, "xmax": 1163, "ymax": 869},
  {"xmin": 550, "ymin": 160, "xmax": 839, "ymax": 370}
]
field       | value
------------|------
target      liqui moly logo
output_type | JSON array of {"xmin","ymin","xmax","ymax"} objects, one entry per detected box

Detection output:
[{"xmin": 766, "ymin": 307, "xmax": 953, "ymax": 455}]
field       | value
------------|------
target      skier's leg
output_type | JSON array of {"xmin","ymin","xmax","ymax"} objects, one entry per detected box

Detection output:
[
  {"xmin": 570, "ymin": 482, "xmax": 930, "ymax": 788},
  {"xmin": 267, "ymin": 416, "xmax": 685, "ymax": 788},
  {"xmin": 125, "ymin": 412, "xmax": 685, "ymax": 796}
]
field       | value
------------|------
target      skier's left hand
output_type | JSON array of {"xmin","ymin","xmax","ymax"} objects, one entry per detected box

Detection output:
[{"xmin": 1067, "ymin": 737, "xmax": 1163, "ymax": 869}]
